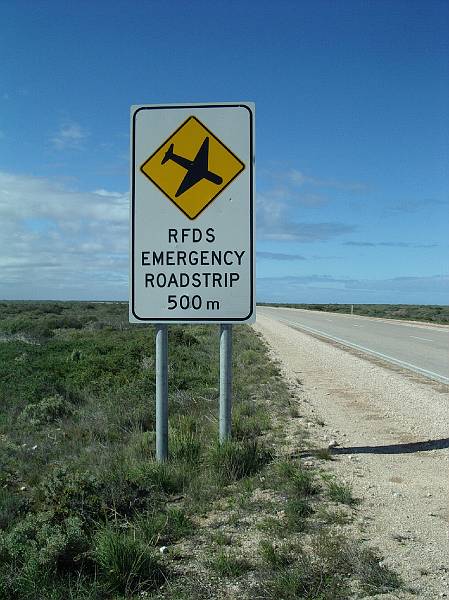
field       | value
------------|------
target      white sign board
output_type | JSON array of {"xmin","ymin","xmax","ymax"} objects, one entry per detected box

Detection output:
[{"xmin": 130, "ymin": 103, "xmax": 255, "ymax": 323}]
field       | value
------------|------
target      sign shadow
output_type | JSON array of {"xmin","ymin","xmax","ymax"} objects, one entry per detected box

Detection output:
[{"xmin": 324, "ymin": 437, "xmax": 449, "ymax": 456}]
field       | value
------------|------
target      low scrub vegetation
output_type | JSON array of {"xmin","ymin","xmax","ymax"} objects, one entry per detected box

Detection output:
[{"xmin": 0, "ymin": 301, "xmax": 401, "ymax": 599}]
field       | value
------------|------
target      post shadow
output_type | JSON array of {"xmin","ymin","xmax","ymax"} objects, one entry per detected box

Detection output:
[{"xmin": 302, "ymin": 437, "xmax": 449, "ymax": 457}]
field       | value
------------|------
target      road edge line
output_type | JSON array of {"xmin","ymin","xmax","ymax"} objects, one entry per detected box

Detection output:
[{"xmin": 276, "ymin": 317, "xmax": 449, "ymax": 385}]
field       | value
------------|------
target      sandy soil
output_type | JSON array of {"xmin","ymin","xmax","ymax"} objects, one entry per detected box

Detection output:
[{"xmin": 253, "ymin": 313, "xmax": 449, "ymax": 599}]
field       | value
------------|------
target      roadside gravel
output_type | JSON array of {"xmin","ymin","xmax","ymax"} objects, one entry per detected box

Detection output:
[{"xmin": 254, "ymin": 312, "xmax": 449, "ymax": 599}]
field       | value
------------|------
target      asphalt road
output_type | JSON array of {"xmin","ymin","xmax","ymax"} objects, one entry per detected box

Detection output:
[{"xmin": 257, "ymin": 306, "xmax": 449, "ymax": 384}]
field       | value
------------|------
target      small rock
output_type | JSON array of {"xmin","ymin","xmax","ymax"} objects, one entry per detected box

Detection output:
[
  {"xmin": 328, "ymin": 440, "xmax": 339, "ymax": 449},
  {"xmin": 19, "ymin": 486, "xmax": 26, "ymax": 491},
  {"xmin": 31, "ymin": 445, "xmax": 38, "ymax": 451},
  {"xmin": 159, "ymin": 546, "xmax": 168, "ymax": 554}
]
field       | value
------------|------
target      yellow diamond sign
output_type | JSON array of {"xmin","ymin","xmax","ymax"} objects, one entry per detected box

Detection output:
[{"xmin": 140, "ymin": 116, "xmax": 245, "ymax": 220}]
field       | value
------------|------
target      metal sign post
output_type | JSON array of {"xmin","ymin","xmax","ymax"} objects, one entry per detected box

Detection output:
[
  {"xmin": 155, "ymin": 324, "xmax": 168, "ymax": 461},
  {"xmin": 219, "ymin": 324, "xmax": 232, "ymax": 442}
]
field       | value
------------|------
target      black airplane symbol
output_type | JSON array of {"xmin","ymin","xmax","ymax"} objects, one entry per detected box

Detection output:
[{"xmin": 161, "ymin": 137, "xmax": 223, "ymax": 197}]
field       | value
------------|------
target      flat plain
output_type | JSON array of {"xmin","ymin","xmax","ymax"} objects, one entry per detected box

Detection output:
[{"xmin": 0, "ymin": 301, "xmax": 404, "ymax": 599}]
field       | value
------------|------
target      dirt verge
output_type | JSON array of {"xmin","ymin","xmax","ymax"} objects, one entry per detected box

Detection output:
[{"xmin": 254, "ymin": 313, "xmax": 449, "ymax": 599}]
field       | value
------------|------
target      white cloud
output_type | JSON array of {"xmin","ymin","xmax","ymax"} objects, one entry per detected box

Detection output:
[
  {"xmin": 0, "ymin": 171, "xmax": 128, "ymax": 299},
  {"xmin": 257, "ymin": 274, "xmax": 449, "ymax": 304},
  {"xmin": 257, "ymin": 252, "xmax": 306, "ymax": 261},
  {"xmin": 50, "ymin": 121, "xmax": 89, "ymax": 150},
  {"xmin": 385, "ymin": 198, "xmax": 449, "ymax": 214},
  {"xmin": 288, "ymin": 169, "xmax": 309, "ymax": 186},
  {"xmin": 286, "ymin": 168, "xmax": 367, "ymax": 192},
  {"xmin": 257, "ymin": 192, "xmax": 355, "ymax": 241},
  {"xmin": 344, "ymin": 241, "xmax": 438, "ymax": 248}
]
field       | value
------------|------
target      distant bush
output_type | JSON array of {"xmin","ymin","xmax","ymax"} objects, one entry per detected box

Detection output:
[
  {"xmin": 34, "ymin": 303, "xmax": 65, "ymax": 315},
  {"xmin": 0, "ymin": 512, "xmax": 89, "ymax": 596},
  {"xmin": 47, "ymin": 316, "xmax": 85, "ymax": 330},
  {"xmin": 169, "ymin": 327, "xmax": 200, "ymax": 346},
  {"xmin": 39, "ymin": 466, "xmax": 105, "ymax": 524},
  {"xmin": 0, "ymin": 488, "xmax": 27, "ymax": 529},
  {"xmin": 19, "ymin": 394, "xmax": 73, "ymax": 426},
  {"xmin": 1, "ymin": 317, "xmax": 54, "ymax": 338}
]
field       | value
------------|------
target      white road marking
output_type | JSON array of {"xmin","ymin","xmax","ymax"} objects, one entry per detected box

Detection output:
[
  {"xmin": 275, "ymin": 317, "xmax": 449, "ymax": 385},
  {"xmin": 410, "ymin": 336, "xmax": 433, "ymax": 342}
]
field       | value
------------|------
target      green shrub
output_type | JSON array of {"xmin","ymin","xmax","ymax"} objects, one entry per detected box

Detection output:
[
  {"xmin": 93, "ymin": 527, "xmax": 166, "ymax": 594},
  {"xmin": 308, "ymin": 531, "xmax": 401, "ymax": 593},
  {"xmin": 129, "ymin": 460, "xmax": 189, "ymax": 495},
  {"xmin": 278, "ymin": 461, "xmax": 318, "ymax": 497},
  {"xmin": 19, "ymin": 394, "xmax": 73, "ymax": 426},
  {"xmin": 259, "ymin": 560, "xmax": 348, "ymax": 600},
  {"xmin": 39, "ymin": 466, "xmax": 105, "ymax": 523},
  {"xmin": 327, "ymin": 481, "xmax": 356, "ymax": 505},
  {"xmin": 210, "ymin": 530, "xmax": 234, "ymax": 546},
  {"xmin": 136, "ymin": 507, "xmax": 194, "ymax": 545},
  {"xmin": 208, "ymin": 550, "xmax": 251, "ymax": 577},
  {"xmin": 170, "ymin": 415, "xmax": 202, "ymax": 463},
  {"xmin": 311, "ymin": 531, "xmax": 354, "ymax": 576},
  {"xmin": 169, "ymin": 327, "xmax": 200, "ymax": 347},
  {"xmin": 209, "ymin": 439, "xmax": 272, "ymax": 484},
  {"xmin": 129, "ymin": 429, "xmax": 156, "ymax": 459},
  {"xmin": 1, "ymin": 317, "xmax": 54, "ymax": 338},
  {"xmin": 0, "ymin": 488, "xmax": 27, "ymax": 529},
  {"xmin": 232, "ymin": 402, "xmax": 270, "ymax": 440},
  {"xmin": 259, "ymin": 540, "xmax": 291, "ymax": 569},
  {"xmin": 355, "ymin": 546, "xmax": 402, "ymax": 593},
  {"xmin": 0, "ymin": 511, "xmax": 89, "ymax": 594},
  {"xmin": 285, "ymin": 498, "xmax": 313, "ymax": 531},
  {"xmin": 47, "ymin": 316, "xmax": 84, "ymax": 330},
  {"xmin": 257, "ymin": 534, "xmax": 356, "ymax": 599},
  {"xmin": 315, "ymin": 506, "xmax": 352, "ymax": 525}
]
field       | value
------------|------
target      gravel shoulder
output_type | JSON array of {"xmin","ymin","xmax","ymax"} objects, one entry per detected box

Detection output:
[{"xmin": 253, "ymin": 313, "xmax": 449, "ymax": 599}]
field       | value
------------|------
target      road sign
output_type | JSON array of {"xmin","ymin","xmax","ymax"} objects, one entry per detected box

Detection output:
[
  {"xmin": 140, "ymin": 116, "xmax": 245, "ymax": 220},
  {"xmin": 130, "ymin": 103, "xmax": 255, "ymax": 323}
]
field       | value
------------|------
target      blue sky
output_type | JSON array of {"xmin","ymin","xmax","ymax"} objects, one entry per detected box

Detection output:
[{"xmin": 1, "ymin": 0, "xmax": 448, "ymax": 303}]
